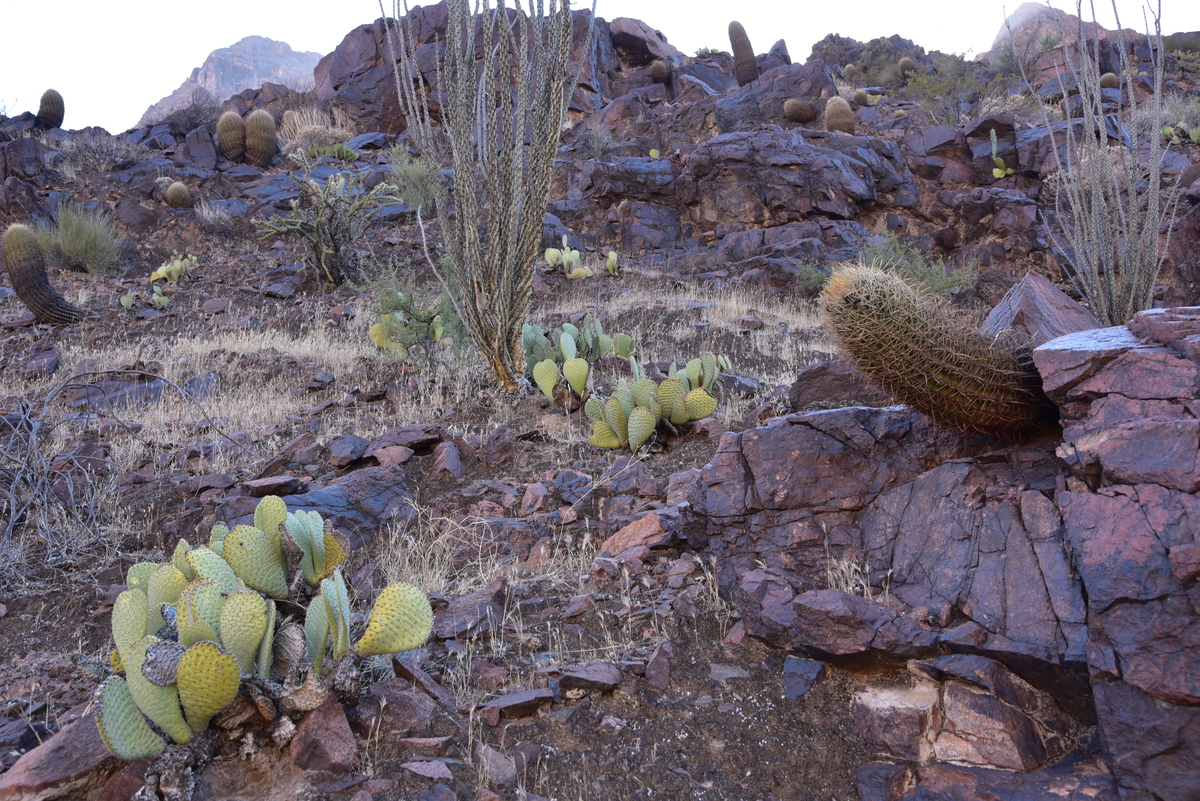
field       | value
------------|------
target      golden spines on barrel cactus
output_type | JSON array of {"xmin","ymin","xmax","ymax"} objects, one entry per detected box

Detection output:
[
  {"xmin": 216, "ymin": 112, "xmax": 246, "ymax": 162},
  {"xmin": 853, "ymin": 88, "xmax": 870, "ymax": 106},
  {"xmin": 1099, "ymin": 72, "xmax": 1119, "ymax": 89},
  {"xmin": 35, "ymin": 89, "xmax": 65, "ymax": 130},
  {"xmin": 587, "ymin": 420, "xmax": 622, "ymax": 449},
  {"xmin": 176, "ymin": 641, "xmax": 241, "ymax": 734},
  {"xmin": 95, "ymin": 675, "xmax": 166, "ymax": 761},
  {"xmin": 355, "ymin": 582, "xmax": 434, "ymax": 656},
  {"xmin": 244, "ymin": 109, "xmax": 279, "ymax": 168},
  {"xmin": 165, "ymin": 182, "xmax": 192, "ymax": 209},
  {"xmin": 533, "ymin": 358, "xmax": 559, "ymax": 401},
  {"xmin": 1, "ymin": 223, "xmax": 84, "ymax": 324},
  {"xmin": 898, "ymin": 57, "xmax": 917, "ymax": 76},
  {"xmin": 563, "ymin": 357, "xmax": 589, "ymax": 395},
  {"xmin": 125, "ymin": 636, "xmax": 192, "ymax": 744},
  {"xmin": 825, "ymin": 96, "xmax": 856, "ymax": 135},
  {"xmin": 684, "ymin": 387, "xmax": 718, "ymax": 420},
  {"xmin": 728, "ymin": 21, "xmax": 759, "ymax": 86},
  {"xmin": 223, "ymin": 525, "xmax": 288, "ymax": 599},
  {"xmin": 784, "ymin": 98, "xmax": 815, "ymax": 122},
  {"xmin": 626, "ymin": 407, "xmax": 658, "ymax": 452},
  {"xmin": 820, "ymin": 264, "xmax": 1052, "ymax": 435},
  {"xmin": 218, "ymin": 591, "xmax": 268, "ymax": 675}
]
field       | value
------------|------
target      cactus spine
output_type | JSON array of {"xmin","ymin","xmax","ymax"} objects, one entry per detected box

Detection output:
[
  {"xmin": 1, "ymin": 224, "xmax": 83, "ymax": 324},
  {"xmin": 819, "ymin": 265, "xmax": 1052, "ymax": 436},
  {"xmin": 244, "ymin": 109, "xmax": 279, "ymax": 168},
  {"xmin": 35, "ymin": 89, "xmax": 64, "ymax": 130},
  {"xmin": 824, "ymin": 96, "xmax": 856, "ymax": 135},
  {"xmin": 215, "ymin": 112, "xmax": 246, "ymax": 162},
  {"xmin": 728, "ymin": 21, "xmax": 758, "ymax": 87},
  {"xmin": 783, "ymin": 98, "xmax": 814, "ymax": 122}
]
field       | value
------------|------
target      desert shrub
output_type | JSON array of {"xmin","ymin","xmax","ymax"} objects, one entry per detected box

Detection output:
[
  {"xmin": 904, "ymin": 52, "xmax": 990, "ymax": 124},
  {"xmin": 695, "ymin": 46, "xmax": 721, "ymax": 58},
  {"xmin": 195, "ymin": 201, "xmax": 237, "ymax": 236},
  {"xmin": 860, "ymin": 235, "xmax": 976, "ymax": 294},
  {"xmin": 158, "ymin": 87, "xmax": 221, "ymax": 132},
  {"xmin": 255, "ymin": 153, "xmax": 399, "ymax": 284},
  {"xmin": 978, "ymin": 89, "xmax": 1064, "ymax": 128},
  {"xmin": 388, "ymin": 146, "xmax": 437, "ymax": 213},
  {"xmin": 56, "ymin": 132, "xmax": 146, "ymax": 180},
  {"xmin": 358, "ymin": 262, "xmax": 471, "ymax": 360},
  {"xmin": 584, "ymin": 117, "xmax": 611, "ymax": 158},
  {"xmin": 1129, "ymin": 91, "xmax": 1200, "ymax": 141},
  {"xmin": 1162, "ymin": 33, "xmax": 1200, "ymax": 53},
  {"xmin": 35, "ymin": 202, "xmax": 121, "ymax": 275},
  {"xmin": 279, "ymin": 105, "xmax": 354, "ymax": 154}
]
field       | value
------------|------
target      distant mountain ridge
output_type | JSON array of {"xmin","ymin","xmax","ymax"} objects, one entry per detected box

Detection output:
[{"xmin": 139, "ymin": 35, "xmax": 321, "ymax": 127}]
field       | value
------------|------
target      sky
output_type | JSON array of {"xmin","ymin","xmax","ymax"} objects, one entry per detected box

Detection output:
[{"xmin": 2, "ymin": 1, "xmax": 1196, "ymax": 134}]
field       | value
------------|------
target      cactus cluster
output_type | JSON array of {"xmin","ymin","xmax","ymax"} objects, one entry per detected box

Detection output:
[
  {"xmin": 545, "ymin": 235, "xmax": 591, "ymax": 279},
  {"xmin": 728, "ymin": 21, "xmax": 758, "ymax": 87},
  {"xmin": 165, "ymin": 182, "xmax": 192, "ymax": 209},
  {"xmin": 586, "ymin": 354, "xmax": 727, "ymax": 451},
  {"xmin": 305, "ymin": 143, "xmax": 360, "ymax": 162},
  {"xmin": 783, "ymin": 98, "xmax": 814, "ymax": 123},
  {"xmin": 35, "ymin": 89, "xmax": 65, "ymax": 130},
  {"xmin": 989, "ymin": 128, "xmax": 1015, "ymax": 179},
  {"xmin": 825, "ymin": 96, "xmax": 856, "ymax": 135},
  {"xmin": 1161, "ymin": 121, "xmax": 1200, "ymax": 145},
  {"xmin": 0, "ymin": 223, "xmax": 83, "ymax": 325},
  {"xmin": 820, "ymin": 265, "xmax": 1052, "ymax": 436},
  {"xmin": 524, "ymin": 315, "xmax": 635, "ymax": 398},
  {"xmin": 151, "ymin": 252, "xmax": 196, "ymax": 283},
  {"xmin": 94, "ymin": 495, "xmax": 432, "ymax": 762}
]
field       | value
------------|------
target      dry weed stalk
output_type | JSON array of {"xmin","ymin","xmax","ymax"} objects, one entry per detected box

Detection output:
[{"xmin": 383, "ymin": 0, "xmax": 594, "ymax": 389}]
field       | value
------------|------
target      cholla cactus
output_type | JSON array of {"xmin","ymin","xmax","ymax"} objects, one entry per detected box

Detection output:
[{"xmin": 92, "ymin": 496, "xmax": 433, "ymax": 762}]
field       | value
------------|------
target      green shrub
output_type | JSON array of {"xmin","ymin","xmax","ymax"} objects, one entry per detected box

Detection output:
[
  {"xmin": 36, "ymin": 203, "xmax": 121, "ymax": 275},
  {"xmin": 358, "ymin": 263, "xmax": 470, "ymax": 360},
  {"xmin": 904, "ymin": 52, "xmax": 990, "ymax": 125},
  {"xmin": 860, "ymin": 235, "xmax": 975, "ymax": 294},
  {"xmin": 388, "ymin": 147, "xmax": 437, "ymax": 215}
]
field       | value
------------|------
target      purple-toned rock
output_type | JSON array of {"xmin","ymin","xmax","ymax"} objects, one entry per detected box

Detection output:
[
  {"xmin": 854, "ymin": 761, "xmax": 915, "ymax": 801},
  {"xmin": 782, "ymin": 656, "xmax": 825, "ymax": 700},
  {"xmin": 608, "ymin": 18, "xmax": 682, "ymax": 66},
  {"xmin": 980, "ymin": 272, "xmax": 1102, "ymax": 347},
  {"xmin": 184, "ymin": 126, "xmax": 217, "ymax": 170},
  {"xmin": 434, "ymin": 577, "xmax": 508, "ymax": 640},
  {"xmin": 350, "ymin": 681, "xmax": 437, "ymax": 738},
  {"xmin": 851, "ymin": 680, "xmax": 941, "ymax": 763},
  {"xmin": 328, "ymin": 434, "xmax": 370, "ymax": 468},
  {"xmin": 480, "ymin": 688, "xmax": 555, "ymax": 722},
  {"xmin": 429, "ymin": 440, "xmax": 465, "ymax": 480},
  {"xmin": 280, "ymin": 465, "xmax": 414, "ymax": 548},
  {"xmin": 788, "ymin": 359, "xmax": 889, "ymax": 410},
  {"xmin": 557, "ymin": 663, "xmax": 623, "ymax": 695},
  {"xmin": 289, "ymin": 698, "xmax": 358, "ymax": 774},
  {"xmin": 645, "ymin": 639, "xmax": 673, "ymax": 691}
]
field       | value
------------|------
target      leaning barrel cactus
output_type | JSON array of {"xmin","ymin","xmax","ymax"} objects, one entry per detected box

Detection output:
[
  {"xmin": 728, "ymin": 21, "xmax": 758, "ymax": 86},
  {"xmin": 35, "ymin": 89, "xmax": 65, "ymax": 130},
  {"xmin": 1, "ymin": 223, "xmax": 83, "ymax": 324},
  {"xmin": 92, "ymin": 496, "xmax": 433, "ymax": 762}
]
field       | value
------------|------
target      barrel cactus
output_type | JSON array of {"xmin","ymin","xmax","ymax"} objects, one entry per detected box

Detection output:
[
  {"xmin": 820, "ymin": 265, "xmax": 1053, "ymax": 436},
  {"xmin": 91, "ymin": 496, "xmax": 433, "ymax": 762},
  {"xmin": 825, "ymin": 96, "xmax": 856, "ymax": 135},
  {"xmin": 728, "ymin": 21, "xmax": 758, "ymax": 86},
  {"xmin": 898, "ymin": 57, "xmax": 917, "ymax": 76},
  {"xmin": 1099, "ymin": 72, "xmax": 1119, "ymax": 89},
  {"xmin": 165, "ymin": 182, "xmax": 192, "ymax": 209},
  {"xmin": 215, "ymin": 111, "xmax": 246, "ymax": 162},
  {"xmin": 853, "ymin": 88, "xmax": 870, "ymax": 106},
  {"xmin": 35, "ymin": 89, "xmax": 65, "ymax": 130},
  {"xmin": 244, "ymin": 110, "xmax": 279, "ymax": 168},
  {"xmin": 783, "ymin": 98, "xmax": 814, "ymax": 122},
  {"xmin": 650, "ymin": 60, "xmax": 670, "ymax": 83},
  {"xmin": 1, "ymin": 223, "xmax": 83, "ymax": 324}
]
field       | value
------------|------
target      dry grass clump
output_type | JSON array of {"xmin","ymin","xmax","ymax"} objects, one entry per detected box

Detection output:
[
  {"xmin": 279, "ymin": 105, "xmax": 355, "ymax": 154},
  {"xmin": 977, "ymin": 90, "xmax": 1064, "ymax": 127},
  {"xmin": 194, "ymin": 201, "xmax": 236, "ymax": 236},
  {"xmin": 56, "ymin": 131, "xmax": 146, "ymax": 181},
  {"xmin": 34, "ymin": 202, "xmax": 121, "ymax": 275}
]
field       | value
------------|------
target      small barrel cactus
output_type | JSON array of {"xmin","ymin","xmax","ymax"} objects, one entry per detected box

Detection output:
[
  {"xmin": 844, "ymin": 64, "xmax": 860, "ymax": 81},
  {"xmin": 165, "ymin": 182, "xmax": 192, "ymax": 209},
  {"xmin": 853, "ymin": 88, "xmax": 870, "ymax": 106},
  {"xmin": 728, "ymin": 21, "xmax": 758, "ymax": 87},
  {"xmin": 35, "ymin": 89, "xmax": 65, "ymax": 130},
  {"xmin": 1, "ymin": 223, "xmax": 83, "ymax": 324},
  {"xmin": 650, "ymin": 60, "xmax": 669, "ymax": 83},
  {"xmin": 825, "ymin": 96, "xmax": 856, "ymax": 135},
  {"xmin": 783, "ymin": 98, "xmax": 814, "ymax": 122},
  {"xmin": 1099, "ymin": 72, "xmax": 1119, "ymax": 89},
  {"xmin": 215, "ymin": 112, "xmax": 246, "ymax": 162},
  {"xmin": 898, "ymin": 57, "xmax": 917, "ymax": 76},
  {"xmin": 244, "ymin": 109, "xmax": 279, "ymax": 168}
]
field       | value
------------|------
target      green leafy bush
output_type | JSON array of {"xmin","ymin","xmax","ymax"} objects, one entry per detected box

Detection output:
[
  {"xmin": 860, "ymin": 235, "xmax": 975, "ymax": 294},
  {"xmin": 35, "ymin": 202, "xmax": 121, "ymax": 275},
  {"xmin": 388, "ymin": 147, "xmax": 437, "ymax": 215},
  {"xmin": 904, "ymin": 53, "xmax": 990, "ymax": 125}
]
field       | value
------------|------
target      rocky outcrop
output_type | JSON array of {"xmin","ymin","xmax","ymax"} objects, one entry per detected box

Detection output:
[{"xmin": 140, "ymin": 36, "xmax": 321, "ymax": 127}]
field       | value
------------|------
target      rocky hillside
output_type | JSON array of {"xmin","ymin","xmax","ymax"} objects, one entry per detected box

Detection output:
[{"xmin": 139, "ymin": 35, "xmax": 321, "ymax": 127}]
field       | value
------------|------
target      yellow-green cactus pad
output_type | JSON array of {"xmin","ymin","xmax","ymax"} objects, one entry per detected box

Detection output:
[
  {"xmin": 604, "ymin": 397, "xmax": 628, "ymax": 445},
  {"xmin": 125, "ymin": 636, "xmax": 192, "ymax": 744},
  {"xmin": 112, "ymin": 589, "xmax": 150, "ymax": 664},
  {"xmin": 355, "ymin": 582, "xmax": 433, "ymax": 656},
  {"xmin": 147, "ymin": 564, "xmax": 188, "ymax": 635},
  {"xmin": 271, "ymin": 622, "xmax": 307, "ymax": 683},
  {"xmin": 322, "ymin": 573, "xmax": 352, "ymax": 659},
  {"xmin": 615, "ymin": 387, "xmax": 635, "ymax": 418},
  {"xmin": 126, "ymin": 562, "xmax": 158, "ymax": 594},
  {"xmin": 563, "ymin": 358, "xmax": 589, "ymax": 395},
  {"xmin": 252, "ymin": 495, "xmax": 288, "ymax": 574},
  {"xmin": 304, "ymin": 596, "xmax": 329, "ymax": 674},
  {"xmin": 223, "ymin": 525, "xmax": 288, "ymax": 599},
  {"xmin": 186, "ymin": 547, "xmax": 238, "ymax": 594},
  {"xmin": 95, "ymin": 675, "xmax": 166, "ymax": 761},
  {"xmin": 630, "ymin": 379, "xmax": 657, "ymax": 410},
  {"xmin": 177, "ymin": 579, "xmax": 225, "ymax": 649},
  {"xmin": 588, "ymin": 420, "xmax": 622, "ymax": 449},
  {"xmin": 208, "ymin": 524, "xmax": 229, "ymax": 559},
  {"xmin": 285, "ymin": 510, "xmax": 327, "ymax": 587},
  {"xmin": 701, "ymin": 352, "xmax": 718, "ymax": 390},
  {"xmin": 172, "ymin": 540, "xmax": 197, "ymax": 581},
  {"xmin": 584, "ymin": 397, "xmax": 605, "ymax": 422},
  {"xmin": 177, "ymin": 641, "xmax": 241, "ymax": 733},
  {"xmin": 685, "ymin": 358, "xmax": 703, "ymax": 390},
  {"xmin": 320, "ymin": 523, "xmax": 348, "ymax": 581},
  {"xmin": 627, "ymin": 406, "xmax": 658, "ymax": 452},
  {"xmin": 658, "ymin": 379, "xmax": 689, "ymax": 424},
  {"xmin": 219, "ymin": 592, "xmax": 268, "ymax": 675},
  {"xmin": 255, "ymin": 600, "xmax": 276, "ymax": 680},
  {"xmin": 615, "ymin": 333, "xmax": 634, "ymax": 358},
  {"xmin": 685, "ymin": 387, "xmax": 718, "ymax": 420},
  {"xmin": 533, "ymin": 359, "xmax": 558, "ymax": 401}
]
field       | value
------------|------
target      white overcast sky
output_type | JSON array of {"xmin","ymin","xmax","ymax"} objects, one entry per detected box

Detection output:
[{"xmin": 1, "ymin": 1, "xmax": 1195, "ymax": 133}]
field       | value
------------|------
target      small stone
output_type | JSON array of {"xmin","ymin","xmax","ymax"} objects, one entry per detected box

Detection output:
[
  {"xmin": 430, "ymin": 440, "xmax": 465, "ymax": 480},
  {"xmin": 782, "ymin": 657, "xmax": 825, "ymax": 700},
  {"xmin": 289, "ymin": 698, "xmax": 358, "ymax": 774},
  {"xmin": 329, "ymin": 434, "xmax": 370, "ymax": 467},
  {"xmin": 201, "ymin": 298, "xmax": 232, "ymax": 314},
  {"xmin": 709, "ymin": 663, "xmax": 751, "ymax": 683},
  {"xmin": 481, "ymin": 688, "xmax": 555, "ymax": 722},
  {"xmin": 241, "ymin": 475, "xmax": 302, "ymax": 496},
  {"xmin": 262, "ymin": 283, "xmax": 295, "ymax": 299},
  {"xmin": 474, "ymin": 744, "xmax": 517, "ymax": 788},
  {"xmin": 645, "ymin": 640, "xmax": 673, "ymax": 691},
  {"xmin": 417, "ymin": 784, "xmax": 457, "ymax": 801},
  {"xmin": 560, "ymin": 594, "xmax": 595, "ymax": 619},
  {"xmin": 558, "ymin": 663, "xmax": 622, "ymax": 696},
  {"xmin": 403, "ymin": 761, "xmax": 453, "ymax": 780}
]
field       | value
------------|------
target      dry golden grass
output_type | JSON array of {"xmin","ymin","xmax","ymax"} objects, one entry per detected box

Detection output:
[{"xmin": 279, "ymin": 105, "xmax": 355, "ymax": 154}]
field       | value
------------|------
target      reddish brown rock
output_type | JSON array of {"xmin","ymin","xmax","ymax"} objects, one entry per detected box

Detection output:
[
  {"xmin": 557, "ymin": 663, "xmax": 622, "ymax": 695},
  {"xmin": 350, "ymin": 681, "xmax": 438, "ymax": 738},
  {"xmin": 980, "ymin": 271, "xmax": 1102, "ymax": 347},
  {"xmin": 429, "ymin": 440, "xmax": 465, "ymax": 480},
  {"xmin": 289, "ymin": 698, "xmax": 358, "ymax": 774},
  {"xmin": 328, "ymin": 434, "xmax": 370, "ymax": 467},
  {"xmin": 94, "ymin": 760, "xmax": 149, "ymax": 801},
  {"xmin": 241, "ymin": 475, "xmax": 303, "ymax": 496},
  {"xmin": 433, "ymin": 577, "xmax": 508, "ymax": 640},
  {"xmin": 608, "ymin": 18, "xmax": 682, "ymax": 65},
  {"xmin": 788, "ymin": 358, "xmax": 889, "ymax": 410},
  {"xmin": 645, "ymin": 640, "xmax": 673, "ymax": 691},
  {"xmin": 479, "ymin": 688, "xmax": 554, "ymax": 722},
  {"xmin": 0, "ymin": 711, "xmax": 120, "ymax": 801},
  {"xmin": 851, "ymin": 680, "xmax": 941, "ymax": 763},
  {"xmin": 599, "ymin": 512, "xmax": 675, "ymax": 555}
]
